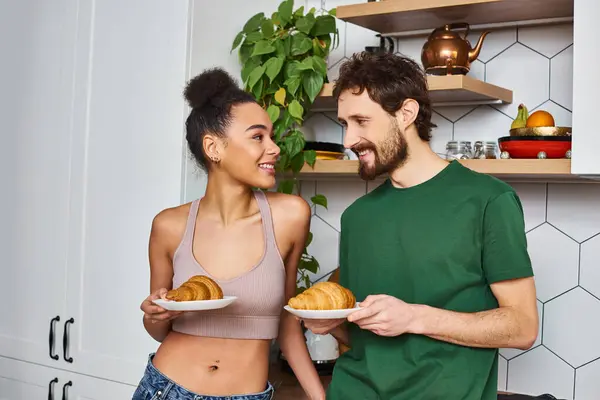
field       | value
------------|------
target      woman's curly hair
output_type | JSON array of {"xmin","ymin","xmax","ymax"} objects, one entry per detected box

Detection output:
[{"xmin": 183, "ymin": 68, "xmax": 256, "ymax": 170}]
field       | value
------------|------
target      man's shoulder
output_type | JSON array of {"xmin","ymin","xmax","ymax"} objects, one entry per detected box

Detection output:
[
  {"xmin": 453, "ymin": 161, "xmax": 517, "ymax": 201},
  {"xmin": 341, "ymin": 181, "xmax": 386, "ymax": 222}
]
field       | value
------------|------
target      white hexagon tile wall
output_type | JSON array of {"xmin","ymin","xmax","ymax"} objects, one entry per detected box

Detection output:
[{"xmin": 298, "ymin": 1, "xmax": 598, "ymax": 398}]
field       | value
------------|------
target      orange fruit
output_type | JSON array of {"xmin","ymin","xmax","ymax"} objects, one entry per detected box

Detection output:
[{"xmin": 526, "ymin": 110, "xmax": 555, "ymax": 127}]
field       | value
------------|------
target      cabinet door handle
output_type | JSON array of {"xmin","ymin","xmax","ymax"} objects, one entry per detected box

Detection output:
[
  {"xmin": 49, "ymin": 316, "xmax": 60, "ymax": 360},
  {"xmin": 61, "ymin": 380, "xmax": 72, "ymax": 400},
  {"xmin": 62, "ymin": 318, "xmax": 74, "ymax": 363},
  {"xmin": 48, "ymin": 377, "xmax": 58, "ymax": 400}
]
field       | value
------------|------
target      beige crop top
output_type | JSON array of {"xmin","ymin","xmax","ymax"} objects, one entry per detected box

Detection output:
[{"xmin": 170, "ymin": 190, "xmax": 286, "ymax": 340}]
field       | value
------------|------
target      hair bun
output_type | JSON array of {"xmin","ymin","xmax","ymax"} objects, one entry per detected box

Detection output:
[{"xmin": 184, "ymin": 67, "xmax": 239, "ymax": 109}]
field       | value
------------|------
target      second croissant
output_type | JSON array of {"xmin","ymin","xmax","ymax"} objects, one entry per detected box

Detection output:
[
  {"xmin": 166, "ymin": 275, "xmax": 223, "ymax": 301},
  {"xmin": 288, "ymin": 281, "xmax": 356, "ymax": 310}
]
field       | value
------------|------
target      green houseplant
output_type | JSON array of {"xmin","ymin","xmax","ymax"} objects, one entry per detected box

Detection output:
[{"xmin": 232, "ymin": 0, "xmax": 339, "ymax": 293}]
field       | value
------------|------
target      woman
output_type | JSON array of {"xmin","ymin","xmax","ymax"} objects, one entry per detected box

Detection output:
[{"xmin": 133, "ymin": 68, "xmax": 324, "ymax": 400}]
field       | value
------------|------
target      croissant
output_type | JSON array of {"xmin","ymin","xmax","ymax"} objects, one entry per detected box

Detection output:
[
  {"xmin": 287, "ymin": 281, "xmax": 355, "ymax": 310},
  {"xmin": 166, "ymin": 275, "xmax": 223, "ymax": 301}
]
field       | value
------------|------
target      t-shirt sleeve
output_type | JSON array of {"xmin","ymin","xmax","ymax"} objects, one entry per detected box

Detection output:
[{"xmin": 482, "ymin": 190, "xmax": 534, "ymax": 284}]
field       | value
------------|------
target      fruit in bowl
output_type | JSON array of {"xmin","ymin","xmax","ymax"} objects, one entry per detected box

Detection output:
[
  {"xmin": 510, "ymin": 104, "xmax": 529, "ymax": 129},
  {"xmin": 526, "ymin": 110, "xmax": 555, "ymax": 128}
]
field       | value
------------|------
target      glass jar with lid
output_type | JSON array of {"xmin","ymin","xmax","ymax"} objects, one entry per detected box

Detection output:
[
  {"xmin": 445, "ymin": 141, "xmax": 473, "ymax": 160},
  {"xmin": 473, "ymin": 141, "xmax": 499, "ymax": 159}
]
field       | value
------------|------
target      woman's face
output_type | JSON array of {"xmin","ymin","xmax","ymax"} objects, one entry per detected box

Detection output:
[{"xmin": 211, "ymin": 102, "xmax": 280, "ymax": 189}]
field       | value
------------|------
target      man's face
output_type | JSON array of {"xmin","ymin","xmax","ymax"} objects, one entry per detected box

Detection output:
[{"xmin": 338, "ymin": 89, "xmax": 408, "ymax": 180}]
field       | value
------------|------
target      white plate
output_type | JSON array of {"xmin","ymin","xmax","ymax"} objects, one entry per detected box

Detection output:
[
  {"xmin": 153, "ymin": 296, "xmax": 237, "ymax": 311},
  {"xmin": 284, "ymin": 304, "xmax": 361, "ymax": 319}
]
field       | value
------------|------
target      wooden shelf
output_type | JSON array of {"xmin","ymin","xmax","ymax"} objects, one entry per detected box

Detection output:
[
  {"xmin": 312, "ymin": 76, "xmax": 512, "ymax": 110},
  {"xmin": 297, "ymin": 159, "xmax": 594, "ymax": 182},
  {"xmin": 336, "ymin": 0, "xmax": 574, "ymax": 34}
]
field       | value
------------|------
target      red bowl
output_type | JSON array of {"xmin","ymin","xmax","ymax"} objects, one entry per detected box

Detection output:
[{"xmin": 498, "ymin": 136, "xmax": 571, "ymax": 159}]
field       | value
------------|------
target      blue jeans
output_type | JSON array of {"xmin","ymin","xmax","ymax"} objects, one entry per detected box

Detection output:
[{"xmin": 132, "ymin": 354, "xmax": 274, "ymax": 400}]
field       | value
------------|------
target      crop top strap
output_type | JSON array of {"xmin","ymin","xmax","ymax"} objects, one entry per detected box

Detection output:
[
  {"xmin": 253, "ymin": 190, "xmax": 277, "ymax": 250},
  {"xmin": 181, "ymin": 199, "xmax": 200, "ymax": 247}
]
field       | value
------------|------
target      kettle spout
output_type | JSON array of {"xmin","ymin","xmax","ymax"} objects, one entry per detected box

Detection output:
[{"xmin": 468, "ymin": 31, "xmax": 490, "ymax": 63}]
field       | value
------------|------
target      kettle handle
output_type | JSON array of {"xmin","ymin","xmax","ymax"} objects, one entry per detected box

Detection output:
[{"xmin": 446, "ymin": 22, "xmax": 470, "ymax": 41}]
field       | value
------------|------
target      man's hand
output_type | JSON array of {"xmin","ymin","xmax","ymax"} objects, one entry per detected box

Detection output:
[{"xmin": 347, "ymin": 294, "xmax": 416, "ymax": 337}]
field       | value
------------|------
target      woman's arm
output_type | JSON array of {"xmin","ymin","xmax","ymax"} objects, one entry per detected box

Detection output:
[
  {"xmin": 275, "ymin": 195, "xmax": 325, "ymax": 400},
  {"xmin": 140, "ymin": 209, "xmax": 183, "ymax": 342}
]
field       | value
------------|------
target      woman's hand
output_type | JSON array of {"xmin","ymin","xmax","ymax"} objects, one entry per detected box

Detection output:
[{"xmin": 140, "ymin": 288, "xmax": 183, "ymax": 323}]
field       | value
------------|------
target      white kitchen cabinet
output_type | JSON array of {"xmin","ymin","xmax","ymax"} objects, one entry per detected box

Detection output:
[
  {"xmin": 0, "ymin": 356, "xmax": 136, "ymax": 400},
  {"xmin": 1, "ymin": 0, "xmax": 191, "ymax": 389},
  {"xmin": 571, "ymin": 0, "xmax": 600, "ymax": 177},
  {"xmin": 0, "ymin": 0, "xmax": 77, "ymax": 370},
  {"xmin": 61, "ymin": 0, "xmax": 190, "ymax": 385}
]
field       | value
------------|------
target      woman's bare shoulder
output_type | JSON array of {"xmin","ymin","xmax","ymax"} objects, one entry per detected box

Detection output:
[
  {"xmin": 264, "ymin": 191, "xmax": 310, "ymax": 225},
  {"xmin": 150, "ymin": 202, "xmax": 193, "ymax": 250}
]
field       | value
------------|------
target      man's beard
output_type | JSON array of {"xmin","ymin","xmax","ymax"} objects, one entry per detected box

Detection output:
[{"xmin": 355, "ymin": 119, "xmax": 408, "ymax": 181}]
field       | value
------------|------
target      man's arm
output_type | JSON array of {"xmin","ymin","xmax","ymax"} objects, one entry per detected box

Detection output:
[{"xmin": 409, "ymin": 276, "xmax": 538, "ymax": 349}]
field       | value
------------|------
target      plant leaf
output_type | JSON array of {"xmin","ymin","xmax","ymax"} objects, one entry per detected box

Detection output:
[
  {"xmin": 278, "ymin": 179, "xmax": 295, "ymax": 194},
  {"xmin": 247, "ymin": 65, "xmax": 266, "ymax": 90},
  {"xmin": 231, "ymin": 32, "xmax": 244, "ymax": 53},
  {"xmin": 245, "ymin": 31, "xmax": 263, "ymax": 43},
  {"xmin": 284, "ymin": 61, "xmax": 301, "ymax": 79},
  {"xmin": 304, "ymin": 274, "xmax": 311, "ymax": 288},
  {"xmin": 274, "ymin": 87, "xmax": 287, "ymax": 105},
  {"xmin": 243, "ymin": 12, "xmax": 265, "ymax": 33},
  {"xmin": 252, "ymin": 80, "xmax": 263, "ymax": 99},
  {"xmin": 274, "ymin": 40, "xmax": 285, "ymax": 57},
  {"xmin": 303, "ymin": 70, "xmax": 324, "ymax": 103},
  {"xmin": 311, "ymin": 15, "xmax": 336, "ymax": 36},
  {"xmin": 312, "ymin": 56, "xmax": 327, "ymax": 76},
  {"xmin": 304, "ymin": 149, "xmax": 317, "ymax": 167},
  {"xmin": 278, "ymin": 0, "xmax": 294, "ymax": 24},
  {"xmin": 311, "ymin": 194, "xmax": 328, "ymax": 209},
  {"xmin": 291, "ymin": 33, "xmax": 313, "ymax": 56},
  {"xmin": 297, "ymin": 57, "xmax": 315, "ymax": 72},
  {"xmin": 288, "ymin": 99, "xmax": 304, "ymax": 120},
  {"xmin": 261, "ymin": 20, "xmax": 274, "ymax": 38},
  {"xmin": 328, "ymin": 8, "xmax": 337, "ymax": 16},
  {"xmin": 283, "ymin": 35, "xmax": 292, "ymax": 56},
  {"xmin": 302, "ymin": 257, "xmax": 319, "ymax": 274},
  {"xmin": 272, "ymin": 11, "xmax": 282, "ymax": 25},
  {"xmin": 305, "ymin": 231, "xmax": 313, "ymax": 247},
  {"xmin": 290, "ymin": 151, "xmax": 305, "ymax": 173},
  {"xmin": 241, "ymin": 57, "xmax": 261, "ymax": 86},
  {"xmin": 294, "ymin": 5, "xmax": 305, "ymax": 18},
  {"xmin": 296, "ymin": 14, "xmax": 316, "ymax": 34},
  {"xmin": 284, "ymin": 129, "xmax": 305, "ymax": 158},
  {"xmin": 251, "ymin": 40, "xmax": 276, "ymax": 57},
  {"xmin": 264, "ymin": 57, "xmax": 284, "ymax": 83},
  {"xmin": 239, "ymin": 43, "xmax": 254, "ymax": 64},
  {"xmin": 284, "ymin": 76, "xmax": 301, "ymax": 96},
  {"xmin": 266, "ymin": 104, "xmax": 280, "ymax": 123}
]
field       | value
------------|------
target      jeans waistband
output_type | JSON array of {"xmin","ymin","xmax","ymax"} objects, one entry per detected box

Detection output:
[{"xmin": 141, "ymin": 353, "xmax": 274, "ymax": 400}]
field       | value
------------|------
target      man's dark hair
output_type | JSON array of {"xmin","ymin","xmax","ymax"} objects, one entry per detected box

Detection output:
[
  {"xmin": 333, "ymin": 52, "xmax": 436, "ymax": 141},
  {"xmin": 184, "ymin": 67, "xmax": 256, "ymax": 170}
]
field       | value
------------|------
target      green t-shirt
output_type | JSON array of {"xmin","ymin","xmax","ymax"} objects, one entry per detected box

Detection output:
[{"xmin": 327, "ymin": 160, "xmax": 534, "ymax": 400}]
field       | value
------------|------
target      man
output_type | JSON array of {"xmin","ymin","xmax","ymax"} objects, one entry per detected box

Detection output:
[{"xmin": 303, "ymin": 52, "xmax": 539, "ymax": 400}]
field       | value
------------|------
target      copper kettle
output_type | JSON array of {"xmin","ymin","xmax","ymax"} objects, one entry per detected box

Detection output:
[{"xmin": 421, "ymin": 22, "xmax": 489, "ymax": 76}]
